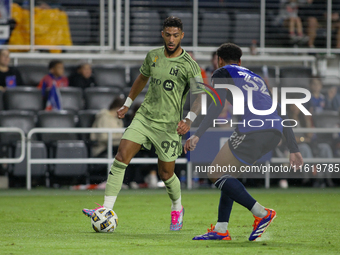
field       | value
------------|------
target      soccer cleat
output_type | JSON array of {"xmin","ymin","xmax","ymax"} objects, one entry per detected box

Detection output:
[
  {"xmin": 249, "ymin": 208, "xmax": 276, "ymax": 241},
  {"xmin": 82, "ymin": 203, "xmax": 104, "ymax": 218},
  {"xmin": 170, "ymin": 206, "xmax": 184, "ymax": 231},
  {"xmin": 192, "ymin": 224, "xmax": 231, "ymax": 240}
]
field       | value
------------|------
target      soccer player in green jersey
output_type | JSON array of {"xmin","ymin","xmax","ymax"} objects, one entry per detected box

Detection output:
[{"xmin": 83, "ymin": 16, "xmax": 203, "ymax": 231}]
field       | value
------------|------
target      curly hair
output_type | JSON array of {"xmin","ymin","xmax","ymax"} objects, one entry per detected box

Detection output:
[
  {"xmin": 163, "ymin": 16, "xmax": 183, "ymax": 30},
  {"xmin": 216, "ymin": 43, "xmax": 242, "ymax": 63}
]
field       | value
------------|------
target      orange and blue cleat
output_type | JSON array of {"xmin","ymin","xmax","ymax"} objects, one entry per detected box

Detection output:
[
  {"xmin": 249, "ymin": 208, "xmax": 276, "ymax": 241},
  {"xmin": 192, "ymin": 224, "xmax": 231, "ymax": 240}
]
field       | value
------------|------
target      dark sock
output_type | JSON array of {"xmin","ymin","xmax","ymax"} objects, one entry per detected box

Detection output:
[
  {"xmin": 215, "ymin": 175, "xmax": 256, "ymax": 211},
  {"xmin": 218, "ymin": 191, "xmax": 234, "ymax": 222}
]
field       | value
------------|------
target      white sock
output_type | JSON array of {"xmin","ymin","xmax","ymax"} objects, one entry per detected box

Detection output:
[
  {"xmin": 171, "ymin": 195, "xmax": 182, "ymax": 211},
  {"xmin": 251, "ymin": 202, "xmax": 267, "ymax": 218},
  {"xmin": 103, "ymin": 196, "xmax": 117, "ymax": 210},
  {"xmin": 215, "ymin": 222, "xmax": 228, "ymax": 233}
]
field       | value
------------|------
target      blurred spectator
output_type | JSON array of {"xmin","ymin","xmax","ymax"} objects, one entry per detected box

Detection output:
[
  {"xmin": 37, "ymin": 60, "xmax": 68, "ymax": 110},
  {"xmin": 283, "ymin": 0, "xmax": 308, "ymax": 42},
  {"xmin": 69, "ymin": 62, "xmax": 96, "ymax": 90},
  {"xmin": 187, "ymin": 51, "xmax": 208, "ymax": 85},
  {"xmin": 0, "ymin": 49, "xmax": 23, "ymax": 90},
  {"xmin": 324, "ymin": 85, "xmax": 340, "ymax": 111},
  {"xmin": 90, "ymin": 97, "xmax": 125, "ymax": 157},
  {"xmin": 288, "ymin": 98, "xmax": 334, "ymax": 187},
  {"xmin": 38, "ymin": 60, "xmax": 68, "ymax": 95},
  {"xmin": 300, "ymin": 0, "xmax": 340, "ymax": 48},
  {"xmin": 275, "ymin": 0, "xmax": 308, "ymax": 44},
  {"xmin": 205, "ymin": 51, "xmax": 219, "ymax": 77},
  {"xmin": 305, "ymin": 77, "xmax": 325, "ymax": 114}
]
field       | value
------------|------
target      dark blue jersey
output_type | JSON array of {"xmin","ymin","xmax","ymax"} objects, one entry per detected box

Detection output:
[
  {"xmin": 195, "ymin": 64, "xmax": 299, "ymax": 153},
  {"xmin": 223, "ymin": 64, "xmax": 283, "ymax": 133}
]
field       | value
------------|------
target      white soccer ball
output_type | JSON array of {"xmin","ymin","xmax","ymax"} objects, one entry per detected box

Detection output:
[{"xmin": 91, "ymin": 207, "xmax": 118, "ymax": 233}]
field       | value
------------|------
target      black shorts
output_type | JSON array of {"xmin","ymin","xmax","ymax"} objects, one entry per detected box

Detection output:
[{"xmin": 228, "ymin": 130, "xmax": 282, "ymax": 165}]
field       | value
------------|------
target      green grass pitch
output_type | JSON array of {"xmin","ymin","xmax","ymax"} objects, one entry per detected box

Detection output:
[{"xmin": 1, "ymin": 188, "xmax": 340, "ymax": 255}]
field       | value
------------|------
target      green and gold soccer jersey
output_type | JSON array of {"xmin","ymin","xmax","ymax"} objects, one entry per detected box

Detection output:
[{"xmin": 136, "ymin": 46, "xmax": 203, "ymax": 134}]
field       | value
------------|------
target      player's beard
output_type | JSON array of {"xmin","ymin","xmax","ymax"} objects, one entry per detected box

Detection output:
[{"xmin": 164, "ymin": 41, "xmax": 180, "ymax": 56}]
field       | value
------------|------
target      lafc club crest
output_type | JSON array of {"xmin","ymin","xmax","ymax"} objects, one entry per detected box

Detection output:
[{"xmin": 152, "ymin": 56, "xmax": 158, "ymax": 67}]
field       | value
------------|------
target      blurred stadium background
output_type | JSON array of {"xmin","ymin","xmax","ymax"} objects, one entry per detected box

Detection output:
[{"xmin": 0, "ymin": 0, "xmax": 340, "ymax": 190}]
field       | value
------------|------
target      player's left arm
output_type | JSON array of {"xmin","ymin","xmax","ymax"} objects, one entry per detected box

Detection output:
[
  {"xmin": 177, "ymin": 61, "xmax": 204, "ymax": 135},
  {"xmin": 177, "ymin": 93, "xmax": 202, "ymax": 135},
  {"xmin": 276, "ymin": 103, "xmax": 303, "ymax": 169}
]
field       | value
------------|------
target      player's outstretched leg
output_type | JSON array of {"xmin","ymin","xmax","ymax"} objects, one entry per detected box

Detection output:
[
  {"xmin": 215, "ymin": 175, "xmax": 276, "ymax": 241},
  {"xmin": 158, "ymin": 160, "xmax": 184, "ymax": 231},
  {"xmin": 209, "ymin": 141, "xmax": 275, "ymax": 241},
  {"xmin": 193, "ymin": 224, "xmax": 231, "ymax": 240},
  {"xmin": 249, "ymin": 208, "xmax": 276, "ymax": 241},
  {"xmin": 82, "ymin": 159, "xmax": 127, "ymax": 217},
  {"xmin": 82, "ymin": 139, "xmax": 141, "ymax": 218},
  {"xmin": 193, "ymin": 191, "xmax": 233, "ymax": 240}
]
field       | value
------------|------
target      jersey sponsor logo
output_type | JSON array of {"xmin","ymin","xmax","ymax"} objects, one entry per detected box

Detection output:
[
  {"xmin": 151, "ymin": 56, "xmax": 158, "ymax": 67},
  {"xmin": 169, "ymin": 67, "xmax": 179, "ymax": 77},
  {"xmin": 150, "ymin": 77, "xmax": 162, "ymax": 85},
  {"xmin": 163, "ymin": 80, "xmax": 174, "ymax": 91}
]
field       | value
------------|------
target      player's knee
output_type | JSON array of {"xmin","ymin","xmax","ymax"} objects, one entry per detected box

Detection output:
[
  {"xmin": 158, "ymin": 170, "xmax": 172, "ymax": 181},
  {"xmin": 115, "ymin": 150, "xmax": 129, "ymax": 164}
]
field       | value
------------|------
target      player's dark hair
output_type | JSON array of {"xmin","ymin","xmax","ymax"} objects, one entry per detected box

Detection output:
[
  {"xmin": 163, "ymin": 16, "xmax": 183, "ymax": 31},
  {"xmin": 109, "ymin": 97, "xmax": 125, "ymax": 110},
  {"xmin": 216, "ymin": 43, "xmax": 242, "ymax": 63},
  {"xmin": 48, "ymin": 60, "xmax": 63, "ymax": 70}
]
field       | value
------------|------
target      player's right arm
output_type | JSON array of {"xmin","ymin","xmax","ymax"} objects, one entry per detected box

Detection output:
[
  {"xmin": 117, "ymin": 52, "xmax": 151, "ymax": 119},
  {"xmin": 127, "ymin": 73, "xmax": 149, "ymax": 101},
  {"xmin": 117, "ymin": 73, "xmax": 149, "ymax": 119}
]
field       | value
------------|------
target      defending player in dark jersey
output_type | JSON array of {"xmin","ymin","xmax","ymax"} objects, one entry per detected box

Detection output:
[{"xmin": 184, "ymin": 43, "xmax": 303, "ymax": 241}]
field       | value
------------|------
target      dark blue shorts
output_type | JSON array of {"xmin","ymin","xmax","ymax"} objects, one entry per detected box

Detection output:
[{"xmin": 228, "ymin": 130, "xmax": 282, "ymax": 165}]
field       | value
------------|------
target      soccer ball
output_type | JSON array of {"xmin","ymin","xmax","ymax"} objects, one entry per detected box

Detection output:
[{"xmin": 91, "ymin": 207, "xmax": 118, "ymax": 233}]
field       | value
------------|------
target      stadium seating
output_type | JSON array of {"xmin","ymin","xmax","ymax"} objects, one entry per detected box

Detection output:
[
  {"xmin": 167, "ymin": 11, "xmax": 193, "ymax": 45},
  {"xmin": 78, "ymin": 109, "xmax": 97, "ymax": 128},
  {"xmin": 279, "ymin": 67, "xmax": 312, "ymax": 88},
  {"xmin": 54, "ymin": 140, "xmax": 88, "ymax": 177},
  {"xmin": 12, "ymin": 141, "xmax": 47, "ymax": 177},
  {"xmin": 37, "ymin": 110, "xmax": 78, "ymax": 143},
  {"xmin": 312, "ymin": 111, "xmax": 339, "ymax": 145},
  {"xmin": 129, "ymin": 65, "xmax": 141, "ymax": 86},
  {"xmin": 59, "ymin": 87, "xmax": 84, "ymax": 112},
  {"xmin": 78, "ymin": 109, "xmax": 98, "ymax": 144},
  {"xmin": 0, "ymin": 90, "xmax": 3, "ymax": 110},
  {"xmin": 130, "ymin": 9, "xmax": 162, "ymax": 45},
  {"xmin": 16, "ymin": 65, "xmax": 47, "ymax": 86},
  {"xmin": 313, "ymin": 111, "xmax": 339, "ymax": 128},
  {"xmin": 65, "ymin": 10, "xmax": 91, "ymax": 44},
  {"xmin": 84, "ymin": 87, "xmax": 123, "ymax": 110},
  {"xmin": 92, "ymin": 66, "xmax": 127, "ymax": 88},
  {"xmin": 233, "ymin": 12, "xmax": 260, "ymax": 47},
  {"xmin": 199, "ymin": 11, "xmax": 230, "ymax": 45},
  {"xmin": 0, "ymin": 110, "xmax": 36, "ymax": 145},
  {"xmin": 4, "ymin": 87, "xmax": 43, "ymax": 112},
  {"xmin": 64, "ymin": 65, "xmax": 78, "ymax": 78}
]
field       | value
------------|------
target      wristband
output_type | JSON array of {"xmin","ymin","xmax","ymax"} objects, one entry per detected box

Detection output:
[
  {"xmin": 185, "ymin": 111, "xmax": 197, "ymax": 122},
  {"xmin": 123, "ymin": 97, "xmax": 133, "ymax": 108}
]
